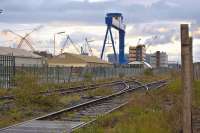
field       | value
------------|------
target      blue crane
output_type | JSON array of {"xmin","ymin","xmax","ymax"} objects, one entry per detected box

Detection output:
[{"xmin": 100, "ymin": 13, "xmax": 126, "ymax": 64}]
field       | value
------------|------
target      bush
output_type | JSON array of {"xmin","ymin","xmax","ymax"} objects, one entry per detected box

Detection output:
[
  {"xmin": 118, "ymin": 73, "xmax": 125, "ymax": 79},
  {"xmin": 83, "ymin": 72, "xmax": 93, "ymax": 82},
  {"xmin": 13, "ymin": 73, "xmax": 60, "ymax": 110},
  {"xmin": 144, "ymin": 69, "xmax": 153, "ymax": 76},
  {"xmin": 86, "ymin": 87, "xmax": 114, "ymax": 97}
]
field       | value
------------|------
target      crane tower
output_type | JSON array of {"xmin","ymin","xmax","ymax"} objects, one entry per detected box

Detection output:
[{"xmin": 100, "ymin": 13, "xmax": 126, "ymax": 64}]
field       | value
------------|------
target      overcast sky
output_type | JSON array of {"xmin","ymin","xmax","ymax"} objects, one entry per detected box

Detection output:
[{"xmin": 0, "ymin": 0, "xmax": 200, "ymax": 62}]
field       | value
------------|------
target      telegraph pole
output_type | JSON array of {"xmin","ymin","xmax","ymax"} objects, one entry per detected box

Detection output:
[{"xmin": 181, "ymin": 24, "xmax": 193, "ymax": 133}]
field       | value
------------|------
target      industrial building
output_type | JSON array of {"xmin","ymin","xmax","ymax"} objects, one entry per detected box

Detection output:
[
  {"xmin": 128, "ymin": 61, "xmax": 152, "ymax": 69},
  {"xmin": 129, "ymin": 45, "xmax": 146, "ymax": 63},
  {"xmin": 149, "ymin": 51, "xmax": 168, "ymax": 68},
  {"xmin": 34, "ymin": 51, "xmax": 53, "ymax": 58},
  {"xmin": 48, "ymin": 53, "xmax": 111, "ymax": 67},
  {"xmin": 107, "ymin": 54, "xmax": 128, "ymax": 64},
  {"xmin": 0, "ymin": 47, "xmax": 44, "ymax": 67}
]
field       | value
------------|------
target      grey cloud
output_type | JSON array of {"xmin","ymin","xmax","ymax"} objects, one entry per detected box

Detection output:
[
  {"xmin": 0, "ymin": 0, "xmax": 200, "ymax": 24},
  {"xmin": 128, "ymin": 23, "xmax": 180, "ymax": 45}
]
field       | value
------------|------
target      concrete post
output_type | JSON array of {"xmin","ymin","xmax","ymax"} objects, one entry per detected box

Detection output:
[
  {"xmin": 189, "ymin": 37, "xmax": 194, "ymax": 81},
  {"xmin": 181, "ymin": 24, "xmax": 192, "ymax": 133}
]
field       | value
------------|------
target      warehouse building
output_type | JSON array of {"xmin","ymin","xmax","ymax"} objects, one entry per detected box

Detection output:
[
  {"xmin": 0, "ymin": 47, "xmax": 44, "ymax": 67},
  {"xmin": 48, "ymin": 53, "xmax": 111, "ymax": 67}
]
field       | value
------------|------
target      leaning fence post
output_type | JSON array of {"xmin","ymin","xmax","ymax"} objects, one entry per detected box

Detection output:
[{"xmin": 181, "ymin": 24, "xmax": 192, "ymax": 133}]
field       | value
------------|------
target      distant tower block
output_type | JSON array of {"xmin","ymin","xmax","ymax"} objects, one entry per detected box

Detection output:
[
  {"xmin": 100, "ymin": 13, "xmax": 126, "ymax": 64},
  {"xmin": 129, "ymin": 45, "xmax": 146, "ymax": 63}
]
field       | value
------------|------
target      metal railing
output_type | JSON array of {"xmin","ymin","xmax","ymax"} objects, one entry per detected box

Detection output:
[
  {"xmin": 0, "ymin": 55, "xmax": 144, "ymax": 88},
  {"xmin": 0, "ymin": 55, "xmax": 15, "ymax": 88}
]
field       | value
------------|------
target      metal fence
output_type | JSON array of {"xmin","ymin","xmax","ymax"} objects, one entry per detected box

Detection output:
[
  {"xmin": 16, "ymin": 66, "xmax": 144, "ymax": 84},
  {"xmin": 0, "ymin": 55, "xmax": 15, "ymax": 88},
  {"xmin": 0, "ymin": 55, "xmax": 144, "ymax": 88},
  {"xmin": 194, "ymin": 63, "xmax": 200, "ymax": 80}
]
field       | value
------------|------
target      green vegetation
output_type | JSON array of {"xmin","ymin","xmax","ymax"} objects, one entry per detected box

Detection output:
[
  {"xmin": 83, "ymin": 72, "xmax": 93, "ymax": 83},
  {"xmin": 86, "ymin": 87, "xmax": 114, "ymax": 97},
  {"xmin": 3, "ymin": 71, "xmax": 196, "ymax": 132},
  {"xmin": 76, "ymin": 76, "xmax": 185, "ymax": 133},
  {"xmin": 193, "ymin": 80, "xmax": 200, "ymax": 107},
  {"xmin": 144, "ymin": 68, "xmax": 154, "ymax": 76},
  {"xmin": 0, "ymin": 73, "xmax": 129, "ymax": 128},
  {"xmin": 0, "ymin": 73, "xmax": 81, "ymax": 128},
  {"xmin": 59, "ymin": 94, "xmax": 81, "ymax": 105},
  {"xmin": 13, "ymin": 73, "xmax": 60, "ymax": 109},
  {"xmin": 118, "ymin": 73, "xmax": 125, "ymax": 79}
]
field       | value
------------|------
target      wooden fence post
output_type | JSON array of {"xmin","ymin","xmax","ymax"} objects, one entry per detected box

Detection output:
[{"xmin": 181, "ymin": 24, "xmax": 192, "ymax": 133}]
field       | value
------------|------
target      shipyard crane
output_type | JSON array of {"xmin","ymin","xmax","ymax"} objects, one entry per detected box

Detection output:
[
  {"xmin": 3, "ymin": 25, "xmax": 43, "ymax": 51},
  {"xmin": 137, "ymin": 38, "xmax": 142, "ymax": 45},
  {"xmin": 144, "ymin": 36, "xmax": 158, "ymax": 50},
  {"xmin": 60, "ymin": 35, "xmax": 81, "ymax": 54},
  {"xmin": 137, "ymin": 36, "xmax": 158, "ymax": 50},
  {"xmin": 101, "ymin": 13, "xmax": 126, "ymax": 64},
  {"xmin": 81, "ymin": 38, "xmax": 94, "ymax": 56}
]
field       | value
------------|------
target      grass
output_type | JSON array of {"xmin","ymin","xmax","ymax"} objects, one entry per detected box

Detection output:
[
  {"xmin": 75, "ymin": 93, "xmax": 175, "ymax": 133},
  {"xmin": 86, "ymin": 87, "xmax": 114, "ymax": 97},
  {"xmin": 0, "ymin": 73, "xmax": 125, "ymax": 128},
  {"xmin": 0, "ymin": 73, "xmax": 82, "ymax": 128},
  {"xmin": 75, "ymin": 75, "xmax": 184, "ymax": 133},
  {"xmin": 59, "ymin": 94, "xmax": 81, "ymax": 105},
  {"xmin": 193, "ymin": 80, "xmax": 200, "ymax": 107},
  {"xmin": 0, "ymin": 71, "xmax": 189, "ymax": 131}
]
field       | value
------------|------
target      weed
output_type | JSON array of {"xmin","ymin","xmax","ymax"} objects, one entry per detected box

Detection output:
[
  {"xmin": 193, "ymin": 80, "xmax": 200, "ymax": 107},
  {"xmin": 75, "ymin": 79, "xmax": 183, "ymax": 133},
  {"xmin": 86, "ymin": 87, "xmax": 114, "ymax": 97},
  {"xmin": 144, "ymin": 69, "xmax": 153, "ymax": 76}
]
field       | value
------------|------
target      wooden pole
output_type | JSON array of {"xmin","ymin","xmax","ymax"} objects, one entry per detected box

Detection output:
[{"xmin": 181, "ymin": 24, "xmax": 192, "ymax": 133}]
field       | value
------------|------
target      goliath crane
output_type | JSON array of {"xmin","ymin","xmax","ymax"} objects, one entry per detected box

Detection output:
[
  {"xmin": 60, "ymin": 35, "xmax": 81, "ymax": 54},
  {"xmin": 101, "ymin": 13, "xmax": 126, "ymax": 64},
  {"xmin": 3, "ymin": 25, "xmax": 43, "ymax": 51},
  {"xmin": 81, "ymin": 38, "xmax": 94, "ymax": 56}
]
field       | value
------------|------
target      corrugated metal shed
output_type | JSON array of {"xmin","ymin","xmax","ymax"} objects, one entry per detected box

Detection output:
[{"xmin": 0, "ymin": 46, "xmax": 41, "ymax": 58}]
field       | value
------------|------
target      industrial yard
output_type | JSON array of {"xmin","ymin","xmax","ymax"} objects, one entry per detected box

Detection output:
[{"xmin": 0, "ymin": 0, "xmax": 200, "ymax": 133}]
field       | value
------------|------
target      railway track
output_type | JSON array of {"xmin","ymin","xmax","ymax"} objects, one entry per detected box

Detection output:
[
  {"xmin": 0, "ymin": 80, "xmax": 139, "ymax": 112},
  {"xmin": 0, "ymin": 79, "xmax": 140, "ymax": 102},
  {"xmin": 0, "ymin": 80, "xmax": 167, "ymax": 133},
  {"xmin": 0, "ymin": 80, "xmax": 127, "ymax": 101}
]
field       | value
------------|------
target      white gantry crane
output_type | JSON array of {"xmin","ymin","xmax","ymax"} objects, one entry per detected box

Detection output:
[
  {"xmin": 2, "ymin": 25, "xmax": 43, "ymax": 51},
  {"xmin": 60, "ymin": 35, "xmax": 81, "ymax": 54},
  {"xmin": 137, "ymin": 35, "xmax": 158, "ymax": 51},
  {"xmin": 81, "ymin": 37, "xmax": 94, "ymax": 56}
]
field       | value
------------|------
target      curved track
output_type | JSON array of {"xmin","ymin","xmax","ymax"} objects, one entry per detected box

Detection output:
[
  {"xmin": 0, "ymin": 80, "xmax": 167, "ymax": 133},
  {"xmin": 0, "ymin": 80, "xmax": 127, "ymax": 101}
]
